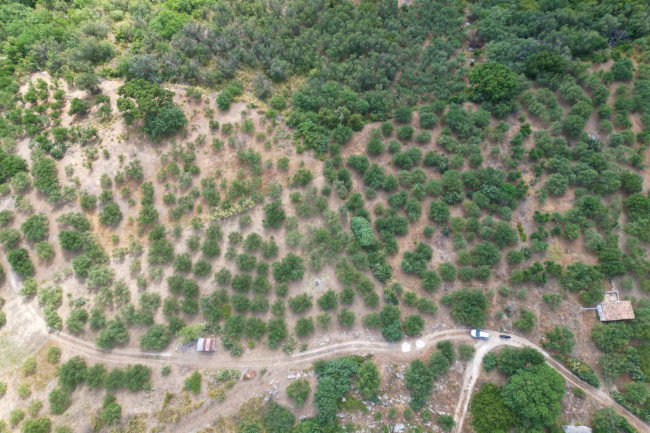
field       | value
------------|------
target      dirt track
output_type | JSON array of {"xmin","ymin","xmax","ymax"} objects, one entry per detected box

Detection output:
[
  {"xmin": 40, "ymin": 320, "xmax": 650, "ymax": 432},
  {"xmin": 6, "ymin": 272, "xmax": 648, "ymax": 433}
]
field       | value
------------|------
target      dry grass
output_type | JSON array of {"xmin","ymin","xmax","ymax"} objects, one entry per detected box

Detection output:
[
  {"xmin": 547, "ymin": 240, "xmax": 563, "ymax": 262},
  {"xmin": 155, "ymin": 391, "xmax": 204, "ymax": 425}
]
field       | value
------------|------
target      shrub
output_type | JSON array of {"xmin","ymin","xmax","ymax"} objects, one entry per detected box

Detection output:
[
  {"xmin": 66, "ymin": 309, "xmax": 88, "ymax": 333},
  {"xmin": 95, "ymin": 317, "xmax": 129, "ymax": 349},
  {"xmin": 49, "ymin": 388, "xmax": 71, "ymax": 414},
  {"xmin": 337, "ymin": 308, "xmax": 355, "ymax": 327},
  {"xmin": 124, "ymin": 364, "xmax": 151, "ymax": 391},
  {"xmin": 69, "ymin": 98, "xmax": 89, "ymax": 115},
  {"xmin": 394, "ymin": 106, "xmax": 412, "ymax": 123},
  {"xmin": 458, "ymin": 343, "xmax": 475, "ymax": 361},
  {"xmin": 380, "ymin": 305, "xmax": 402, "ymax": 342},
  {"xmin": 421, "ymin": 270, "xmax": 441, "ymax": 292},
  {"xmin": 20, "ymin": 417, "xmax": 51, "ymax": 433},
  {"xmin": 545, "ymin": 173, "xmax": 568, "ymax": 196},
  {"xmin": 263, "ymin": 402, "xmax": 295, "ymax": 433},
  {"xmin": 419, "ymin": 112, "xmax": 438, "ymax": 129},
  {"xmin": 565, "ymin": 357, "xmax": 600, "ymax": 387},
  {"xmin": 35, "ymin": 242, "xmax": 54, "ymax": 260},
  {"xmin": 21, "ymin": 213, "xmax": 48, "ymax": 242},
  {"xmin": 469, "ymin": 383, "xmax": 515, "ymax": 433},
  {"xmin": 85, "ymin": 364, "xmax": 107, "ymax": 388},
  {"xmin": 439, "ymin": 262, "xmax": 457, "ymax": 281},
  {"xmin": 57, "ymin": 356, "xmax": 87, "ymax": 390},
  {"xmin": 101, "ymin": 402, "xmax": 122, "ymax": 425},
  {"xmin": 496, "ymin": 347, "xmax": 545, "ymax": 376},
  {"xmin": 46, "ymin": 347, "xmax": 61, "ymax": 364},
  {"xmin": 396, "ymin": 125, "xmax": 414, "ymax": 140},
  {"xmin": 272, "ymin": 254, "xmax": 305, "ymax": 283},
  {"xmin": 542, "ymin": 326, "xmax": 575, "ymax": 355},
  {"xmin": 99, "ymin": 202, "xmax": 122, "ymax": 226},
  {"xmin": 317, "ymin": 290, "xmax": 337, "ymax": 311},
  {"xmin": 263, "ymin": 200, "xmax": 286, "ymax": 228},
  {"xmin": 366, "ymin": 138, "xmax": 385, "ymax": 155},
  {"xmin": 405, "ymin": 359, "xmax": 433, "ymax": 410},
  {"xmin": 561, "ymin": 261, "xmax": 604, "ymax": 305},
  {"xmin": 295, "ymin": 317, "xmax": 314, "ymax": 337},
  {"xmin": 267, "ymin": 318, "xmax": 288, "ymax": 348},
  {"xmin": 139, "ymin": 324, "xmax": 171, "ymax": 350},
  {"xmin": 22, "ymin": 356, "xmax": 36, "ymax": 376},
  {"xmin": 438, "ymin": 414, "xmax": 455, "ymax": 432},
  {"xmin": 403, "ymin": 314, "xmax": 424, "ymax": 337},
  {"xmin": 513, "ymin": 309, "xmax": 535, "ymax": 331},
  {"xmin": 415, "ymin": 131, "xmax": 432, "ymax": 143},
  {"xmin": 9, "ymin": 409, "xmax": 24, "ymax": 426},
  {"xmin": 8, "ymin": 248, "xmax": 35, "ymax": 277},
  {"xmin": 483, "ymin": 352, "xmax": 497, "ymax": 372},
  {"xmin": 286, "ymin": 379, "xmax": 310, "ymax": 407},
  {"xmin": 429, "ymin": 200, "xmax": 450, "ymax": 223},
  {"xmin": 381, "ymin": 122, "xmax": 394, "ymax": 136},
  {"xmin": 350, "ymin": 216, "xmax": 375, "ymax": 247}
]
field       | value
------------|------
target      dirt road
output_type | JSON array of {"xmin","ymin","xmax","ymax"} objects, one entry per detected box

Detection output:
[{"xmin": 44, "ymin": 323, "xmax": 650, "ymax": 432}]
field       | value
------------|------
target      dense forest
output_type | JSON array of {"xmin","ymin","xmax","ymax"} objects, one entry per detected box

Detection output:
[{"xmin": 0, "ymin": 0, "xmax": 649, "ymax": 432}]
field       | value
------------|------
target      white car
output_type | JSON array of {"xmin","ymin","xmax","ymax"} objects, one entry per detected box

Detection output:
[{"xmin": 470, "ymin": 329, "xmax": 490, "ymax": 340}]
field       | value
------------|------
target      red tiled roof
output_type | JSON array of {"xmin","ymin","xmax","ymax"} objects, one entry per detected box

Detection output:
[{"xmin": 597, "ymin": 301, "xmax": 635, "ymax": 321}]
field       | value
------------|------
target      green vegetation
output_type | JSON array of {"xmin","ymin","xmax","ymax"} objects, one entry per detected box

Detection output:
[
  {"xmin": 0, "ymin": 0, "xmax": 650, "ymax": 423},
  {"xmin": 286, "ymin": 379, "xmax": 310, "ymax": 407}
]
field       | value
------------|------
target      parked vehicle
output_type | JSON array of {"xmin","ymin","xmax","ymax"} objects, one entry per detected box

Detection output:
[
  {"xmin": 470, "ymin": 329, "xmax": 490, "ymax": 340},
  {"xmin": 499, "ymin": 334, "xmax": 511, "ymax": 339}
]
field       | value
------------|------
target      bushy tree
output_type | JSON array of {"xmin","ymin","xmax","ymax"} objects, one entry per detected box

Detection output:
[
  {"xmin": 501, "ymin": 364, "xmax": 565, "ymax": 429},
  {"xmin": 21, "ymin": 213, "xmax": 48, "ymax": 242},
  {"xmin": 592, "ymin": 407, "xmax": 637, "ymax": 433},
  {"xmin": 429, "ymin": 350, "xmax": 451, "ymax": 377},
  {"xmin": 441, "ymin": 289, "xmax": 487, "ymax": 328},
  {"xmin": 542, "ymin": 326, "xmax": 575, "ymax": 354},
  {"xmin": 470, "ymin": 383, "xmax": 516, "ymax": 433},
  {"xmin": 469, "ymin": 63, "xmax": 521, "ymax": 103},
  {"xmin": 8, "ymin": 248, "xmax": 35, "ymax": 277},
  {"xmin": 496, "ymin": 347, "xmax": 545, "ymax": 376},
  {"xmin": 263, "ymin": 402, "xmax": 295, "ymax": 433},
  {"xmin": 380, "ymin": 305, "xmax": 402, "ymax": 342},
  {"xmin": 57, "ymin": 356, "xmax": 87, "ymax": 391},
  {"xmin": 560, "ymin": 261, "xmax": 604, "ymax": 305},
  {"xmin": 263, "ymin": 200, "xmax": 286, "ymax": 228},
  {"xmin": 273, "ymin": 254, "xmax": 305, "ymax": 283},
  {"xmin": 355, "ymin": 360, "xmax": 380, "ymax": 400},
  {"xmin": 545, "ymin": 173, "xmax": 568, "ymax": 196},
  {"xmin": 404, "ymin": 359, "xmax": 433, "ymax": 410}
]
